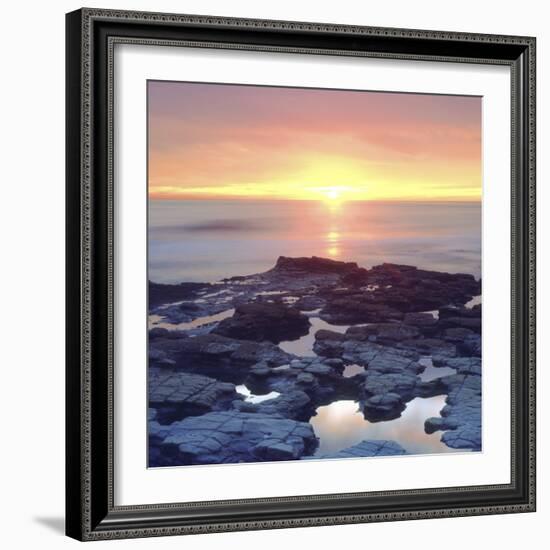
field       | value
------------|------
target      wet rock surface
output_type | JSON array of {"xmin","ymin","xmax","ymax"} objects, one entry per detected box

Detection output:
[{"xmin": 148, "ymin": 257, "xmax": 482, "ymax": 465}]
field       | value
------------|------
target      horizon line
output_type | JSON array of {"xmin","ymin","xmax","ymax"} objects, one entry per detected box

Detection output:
[{"xmin": 147, "ymin": 196, "xmax": 482, "ymax": 203}]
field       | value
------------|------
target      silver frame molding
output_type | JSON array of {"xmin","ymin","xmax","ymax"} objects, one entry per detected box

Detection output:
[{"xmin": 66, "ymin": 8, "xmax": 536, "ymax": 541}]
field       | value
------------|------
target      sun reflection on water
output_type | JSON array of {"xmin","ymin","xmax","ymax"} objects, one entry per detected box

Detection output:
[{"xmin": 325, "ymin": 214, "xmax": 342, "ymax": 257}]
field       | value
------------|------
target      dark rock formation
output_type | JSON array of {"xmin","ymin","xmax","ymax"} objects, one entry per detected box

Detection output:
[
  {"xmin": 313, "ymin": 329, "xmax": 346, "ymax": 358},
  {"xmin": 213, "ymin": 302, "xmax": 310, "ymax": 344},
  {"xmin": 149, "ymin": 333, "xmax": 293, "ymax": 382},
  {"xmin": 346, "ymin": 323, "xmax": 421, "ymax": 345},
  {"xmin": 444, "ymin": 356, "xmax": 482, "ymax": 376},
  {"xmin": 442, "ymin": 327, "xmax": 475, "ymax": 343},
  {"xmin": 320, "ymin": 263, "xmax": 481, "ymax": 325},
  {"xmin": 149, "ymin": 327, "xmax": 188, "ymax": 341},
  {"xmin": 272, "ymin": 256, "xmax": 361, "ymax": 275},
  {"xmin": 397, "ymin": 338, "xmax": 457, "ymax": 362},
  {"xmin": 438, "ymin": 305, "xmax": 482, "ymax": 334},
  {"xmin": 294, "ymin": 295, "xmax": 326, "ymax": 311},
  {"xmin": 460, "ymin": 333, "xmax": 481, "ymax": 357},
  {"xmin": 403, "ymin": 312, "xmax": 439, "ymax": 335},
  {"xmin": 149, "ymin": 281, "xmax": 208, "ymax": 308},
  {"xmin": 320, "ymin": 298, "xmax": 404, "ymax": 325},
  {"xmin": 363, "ymin": 393, "xmax": 407, "ymax": 420}
]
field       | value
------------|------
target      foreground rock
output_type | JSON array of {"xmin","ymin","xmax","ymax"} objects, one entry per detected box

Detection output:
[
  {"xmin": 149, "ymin": 281, "xmax": 209, "ymax": 309},
  {"xmin": 318, "ymin": 440, "xmax": 408, "ymax": 459},
  {"xmin": 152, "ymin": 411, "xmax": 318, "ymax": 466}
]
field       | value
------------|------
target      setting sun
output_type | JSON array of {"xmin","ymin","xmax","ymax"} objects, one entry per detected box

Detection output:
[{"xmin": 325, "ymin": 188, "xmax": 342, "ymax": 201}]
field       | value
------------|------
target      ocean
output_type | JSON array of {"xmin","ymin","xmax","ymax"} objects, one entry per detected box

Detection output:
[{"xmin": 148, "ymin": 200, "xmax": 481, "ymax": 284}]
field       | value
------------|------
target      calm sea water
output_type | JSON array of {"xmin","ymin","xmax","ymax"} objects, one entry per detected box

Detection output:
[{"xmin": 149, "ymin": 200, "xmax": 481, "ymax": 283}]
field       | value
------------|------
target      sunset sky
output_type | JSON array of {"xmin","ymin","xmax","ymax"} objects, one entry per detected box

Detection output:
[{"xmin": 148, "ymin": 81, "xmax": 481, "ymax": 202}]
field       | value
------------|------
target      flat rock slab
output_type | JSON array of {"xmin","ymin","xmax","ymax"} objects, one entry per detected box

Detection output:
[{"xmin": 158, "ymin": 411, "xmax": 318, "ymax": 465}]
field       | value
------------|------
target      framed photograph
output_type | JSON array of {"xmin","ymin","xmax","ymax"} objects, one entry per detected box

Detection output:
[{"xmin": 66, "ymin": 8, "xmax": 536, "ymax": 541}]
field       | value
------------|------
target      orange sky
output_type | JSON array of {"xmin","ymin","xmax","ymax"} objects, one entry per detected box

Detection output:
[{"xmin": 148, "ymin": 81, "xmax": 481, "ymax": 202}]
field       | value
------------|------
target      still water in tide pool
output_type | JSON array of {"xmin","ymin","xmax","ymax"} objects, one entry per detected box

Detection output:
[{"xmin": 311, "ymin": 396, "xmax": 457, "ymax": 456}]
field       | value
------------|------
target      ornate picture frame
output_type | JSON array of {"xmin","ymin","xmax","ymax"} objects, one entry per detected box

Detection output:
[{"xmin": 66, "ymin": 8, "xmax": 536, "ymax": 541}]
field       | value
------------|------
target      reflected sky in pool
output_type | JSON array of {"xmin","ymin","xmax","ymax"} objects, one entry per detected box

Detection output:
[
  {"xmin": 148, "ymin": 308, "xmax": 235, "ymax": 330},
  {"xmin": 310, "ymin": 396, "xmax": 459, "ymax": 456},
  {"xmin": 279, "ymin": 317, "xmax": 349, "ymax": 357},
  {"xmin": 236, "ymin": 385, "xmax": 281, "ymax": 404}
]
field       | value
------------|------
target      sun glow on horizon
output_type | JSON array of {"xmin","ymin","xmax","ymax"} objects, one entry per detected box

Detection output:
[
  {"xmin": 316, "ymin": 185, "xmax": 350, "ymax": 204},
  {"xmin": 148, "ymin": 82, "xmax": 481, "ymax": 202},
  {"xmin": 148, "ymin": 162, "xmax": 480, "ymax": 202}
]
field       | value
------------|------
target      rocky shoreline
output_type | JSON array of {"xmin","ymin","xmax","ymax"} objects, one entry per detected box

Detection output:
[{"xmin": 148, "ymin": 256, "xmax": 482, "ymax": 466}]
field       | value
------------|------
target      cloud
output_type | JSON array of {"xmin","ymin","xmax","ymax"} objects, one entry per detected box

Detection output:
[{"xmin": 152, "ymin": 219, "xmax": 274, "ymax": 234}]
